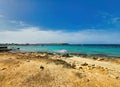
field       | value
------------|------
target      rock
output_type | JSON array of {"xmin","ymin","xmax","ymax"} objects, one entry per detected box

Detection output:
[
  {"xmin": 26, "ymin": 60, "xmax": 30, "ymax": 62},
  {"xmin": 62, "ymin": 53, "xmax": 70, "ymax": 57},
  {"xmin": 16, "ymin": 57, "xmax": 20, "ymax": 59},
  {"xmin": 116, "ymin": 76, "xmax": 119, "ymax": 79},
  {"xmin": 109, "ymin": 75, "xmax": 119, "ymax": 79},
  {"xmin": 78, "ymin": 53, "xmax": 87, "ymax": 57},
  {"xmin": 86, "ymin": 67, "xmax": 91, "ymax": 70},
  {"xmin": 1, "ymin": 68, "xmax": 7, "ymax": 70},
  {"xmin": 35, "ymin": 55, "xmax": 40, "ymax": 57},
  {"xmin": 81, "ymin": 62, "xmax": 88, "ymax": 66},
  {"xmin": 79, "ymin": 67, "xmax": 83, "ymax": 69},
  {"xmin": 9, "ymin": 58, "xmax": 12, "ymax": 59},
  {"xmin": 40, "ymin": 66, "xmax": 44, "ymax": 70},
  {"xmin": 71, "ymin": 63, "xmax": 76, "ymax": 69},
  {"xmin": 91, "ymin": 54, "xmax": 108, "ymax": 57},
  {"xmin": 97, "ymin": 58, "xmax": 104, "ymax": 61},
  {"xmin": 85, "ymin": 79, "xmax": 90, "ymax": 82},
  {"xmin": 91, "ymin": 66, "xmax": 96, "ymax": 69},
  {"xmin": 96, "ymin": 66, "xmax": 103, "ymax": 69},
  {"xmin": 91, "ymin": 64, "xmax": 95, "ymax": 66},
  {"xmin": 92, "ymin": 57, "xmax": 98, "ymax": 60},
  {"xmin": 70, "ymin": 53, "xmax": 87, "ymax": 57},
  {"xmin": 75, "ymin": 66, "xmax": 81, "ymax": 69}
]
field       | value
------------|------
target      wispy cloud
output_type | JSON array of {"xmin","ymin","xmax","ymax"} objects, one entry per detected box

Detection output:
[
  {"xmin": 0, "ymin": 27, "xmax": 120, "ymax": 44},
  {"xmin": 9, "ymin": 20, "xmax": 30, "ymax": 27},
  {"xmin": 0, "ymin": 17, "xmax": 30, "ymax": 31},
  {"xmin": 100, "ymin": 12, "xmax": 120, "ymax": 28}
]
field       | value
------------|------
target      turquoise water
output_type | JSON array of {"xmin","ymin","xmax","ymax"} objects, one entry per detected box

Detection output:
[{"xmin": 9, "ymin": 45, "xmax": 120, "ymax": 57}]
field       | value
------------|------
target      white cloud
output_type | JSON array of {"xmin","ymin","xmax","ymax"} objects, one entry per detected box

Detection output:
[
  {"xmin": 0, "ymin": 27, "xmax": 120, "ymax": 44},
  {"xmin": 0, "ymin": 14, "xmax": 120, "ymax": 44}
]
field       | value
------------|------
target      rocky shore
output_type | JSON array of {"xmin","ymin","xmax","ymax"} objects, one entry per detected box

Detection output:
[{"xmin": 0, "ymin": 52, "xmax": 120, "ymax": 87}]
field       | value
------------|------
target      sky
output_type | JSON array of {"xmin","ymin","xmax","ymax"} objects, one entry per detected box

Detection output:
[{"xmin": 0, "ymin": 0, "xmax": 120, "ymax": 44}]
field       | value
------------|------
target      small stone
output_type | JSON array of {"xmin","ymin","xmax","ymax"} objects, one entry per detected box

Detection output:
[
  {"xmin": 92, "ymin": 64, "xmax": 95, "ymax": 66},
  {"xmin": 62, "ymin": 54, "xmax": 70, "ymax": 57},
  {"xmin": 116, "ymin": 76, "xmax": 119, "ymax": 79},
  {"xmin": 105, "ymin": 68, "xmax": 108, "ymax": 69},
  {"xmin": 9, "ymin": 58, "xmax": 12, "ymax": 59},
  {"xmin": 87, "ymin": 67, "xmax": 91, "ymax": 70},
  {"xmin": 86, "ymin": 79, "xmax": 90, "ymax": 82},
  {"xmin": 71, "ymin": 63, "xmax": 76, "ymax": 69},
  {"xmin": 109, "ymin": 75, "xmax": 119, "ymax": 79},
  {"xmin": 79, "ymin": 67, "xmax": 83, "ymax": 69},
  {"xmin": 40, "ymin": 66, "xmax": 44, "ymax": 70},
  {"xmin": 97, "ymin": 58, "xmax": 104, "ymax": 61},
  {"xmin": 26, "ymin": 60, "xmax": 30, "ymax": 62},
  {"xmin": 1, "ymin": 68, "xmax": 7, "ymax": 70},
  {"xmin": 92, "ymin": 57, "xmax": 98, "ymax": 60},
  {"xmin": 75, "ymin": 66, "xmax": 81, "ymax": 69},
  {"xmin": 81, "ymin": 62, "xmax": 88, "ymax": 66}
]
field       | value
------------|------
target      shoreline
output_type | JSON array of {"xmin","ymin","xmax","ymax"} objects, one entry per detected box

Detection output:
[
  {"xmin": 1, "ymin": 44, "xmax": 120, "ymax": 57},
  {"xmin": 3, "ymin": 51, "xmax": 120, "ymax": 63},
  {"xmin": 0, "ymin": 52, "xmax": 120, "ymax": 87}
]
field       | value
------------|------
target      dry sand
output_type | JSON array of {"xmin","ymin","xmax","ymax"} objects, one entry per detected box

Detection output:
[{"xmin": 0, "ymin": 52, "xmax": 120, "ymax": 87}]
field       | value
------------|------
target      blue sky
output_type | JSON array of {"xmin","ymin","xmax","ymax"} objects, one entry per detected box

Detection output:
[{"xmin": 0, "ymin": 0, "xmax": 120, "ymax": 43}]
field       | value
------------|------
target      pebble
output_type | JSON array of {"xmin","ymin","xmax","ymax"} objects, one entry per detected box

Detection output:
[
  {"xmin": 26, "ymin": 60, "xmax": 30, "ymax": 62},
  {"xmin": 109, "ymin": 75, "xmax": 119, "ymax": 79},
  {"xmin": 81, "ymin": 62, "xmax": 88, "ymax": 66},
  {"xmin": 40, "ymin": 65, "xmax": 44, "ymax": 70},
  {"xmin": 1, "ymin": 68, "xmax": 7, "ymax": 70},
  {"xmin": 97, "ymin": 58, "xmax": 104, "ymax": 61},
  {"xmin": 91, "ymin": 64, "xmax": 95, "ymax": 66},
  {"xmin": 79, "ymin": 67, "xmax": 83, "ymax": 70},
  {"xmin": 9, "ymin": 58, "xmax": 12, "ymax": 59},
  {"xmin": 75, "ymin": 66, "xmax": 81, "ymax": 69}
]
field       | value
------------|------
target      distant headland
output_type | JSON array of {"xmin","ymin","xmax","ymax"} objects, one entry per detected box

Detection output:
[
  {"xmin": 0, "ymin": 43, "xmax": 120, "ymax": 46},
  {"xmin": 0, "ymin": 43, "xmax": 70, "ymax": 46}
]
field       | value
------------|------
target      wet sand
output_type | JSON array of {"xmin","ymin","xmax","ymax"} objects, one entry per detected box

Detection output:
[{"xmin": 0, "ymin": 52, "xmax": 120, "ymax": 87}]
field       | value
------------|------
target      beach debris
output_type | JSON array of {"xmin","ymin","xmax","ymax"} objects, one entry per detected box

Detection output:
[
  {"xmin": 40, "ymin": 65, "xmax": 44, "ymax": 70},
  {"xmin": 58, "ymin": 49, "xmax": 68, "ymax": 53},
  {"xmin": 81, "ymin": 62, "xmax": 88, "ymax": 66},
  {"xmin": 58, "ymin": 49, "xmax": 70, "ymax": 57}
]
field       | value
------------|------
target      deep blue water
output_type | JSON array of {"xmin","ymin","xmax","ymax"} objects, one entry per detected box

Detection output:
[{"xmin": 9, "ymin": 45, "xmax": 120, "ymax": 57}]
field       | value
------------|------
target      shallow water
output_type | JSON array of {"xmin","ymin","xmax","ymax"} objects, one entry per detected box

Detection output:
[{"xmin": 9, "ymin": 45, "xmax": 120, "ymax": 57}]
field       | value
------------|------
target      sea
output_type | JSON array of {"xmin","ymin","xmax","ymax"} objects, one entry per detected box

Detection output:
[{"xmin": 8, "ymin": 44, "xmax": 120, "ymax": 57}]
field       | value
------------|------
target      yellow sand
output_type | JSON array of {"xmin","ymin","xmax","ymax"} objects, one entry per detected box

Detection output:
[{"xmin": 0, "ymin": 52, "xmax": 120, "ymax": 87}]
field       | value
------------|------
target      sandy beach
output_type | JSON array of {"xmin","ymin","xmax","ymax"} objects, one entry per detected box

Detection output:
[{"xmin": 0, "ymin": 52, "xmax": 120, "ymax": 87}]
